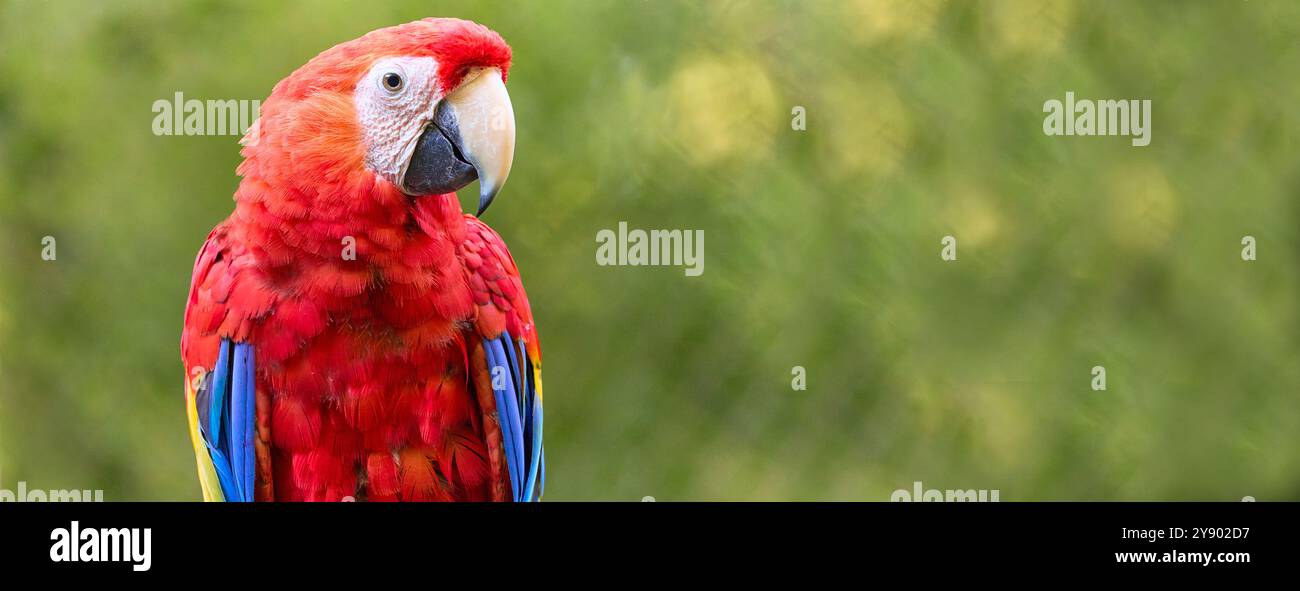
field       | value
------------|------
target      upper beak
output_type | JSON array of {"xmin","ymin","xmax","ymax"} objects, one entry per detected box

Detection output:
[{"xmin": 402, "ymin": 68, "xmax": 516, "ymax": 216}]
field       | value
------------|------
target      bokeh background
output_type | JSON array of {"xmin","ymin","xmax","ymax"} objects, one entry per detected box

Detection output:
[{"xmin": 1, "ymin": 0, "xmax": 1298, "ymax": 501}]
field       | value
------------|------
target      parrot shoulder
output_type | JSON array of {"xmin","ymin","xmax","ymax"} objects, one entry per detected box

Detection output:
[
  {"xmin": 459, "ymin": 215, "xmax": 538, "ymax": 354},
  {"xmin": 180, "ymin": 222, "xmax": 277, "ymax": 370}
]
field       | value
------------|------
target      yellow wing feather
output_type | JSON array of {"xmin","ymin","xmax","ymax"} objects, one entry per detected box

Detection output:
[{"xmin": 185, "ymin": 375, "xmax": 225, "ymax": 502}]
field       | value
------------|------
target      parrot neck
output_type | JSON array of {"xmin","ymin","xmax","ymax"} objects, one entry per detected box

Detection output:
[{"xmin": 230, "ymin": 178, "xmax": 469, "ymax": 298}]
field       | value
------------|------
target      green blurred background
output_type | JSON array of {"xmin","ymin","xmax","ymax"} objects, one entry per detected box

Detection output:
[{"xmin": 1, "ymin": 0, "xmax": 1298, "ymax": 501}]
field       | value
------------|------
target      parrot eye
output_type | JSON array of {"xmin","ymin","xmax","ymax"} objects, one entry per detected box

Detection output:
[{"xmin": 381, "ymin": 72, "xmax": 404, "ymax": 93}]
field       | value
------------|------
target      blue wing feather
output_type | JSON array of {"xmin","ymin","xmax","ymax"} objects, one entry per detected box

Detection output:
[
  {"xmin": 198, "ymin": 338, "xmax": 256, "ymax": 502},
  {"xmin": 208, "ymin": 340, "xmax": 231, "ymax": 448},
  {"xmin": 485, "ymin": 339, "xmax": 522, "ymax": 501},
  {"xmin": 230, "ymin": 343, "xmax": 255, "ymax": 502},
  {"xmin": 521, "ymin": 338, "xmax": 542, "ymax": 502},
  {"xmin": 523, "ymin": 391, "xmax": 543, "ymax": 501},
  {"xmin": 503, "ymin": 336, "xmax": 524, "ymax": 415},
  {"xmin": 484, "ymin": 333, "xmax": 543, "ymax": 502},
  {"xmin": 205, "ymin": 444, "xmax": 237, "ymax": 499},
  {"xmin": 242, "ymin": 344, "xmax": 255, "ymax": 500},
  {"xmin": 494, "ymin": 340, "xmax": 526, "ymax": 488},
  {"xmin": 538, "ymin": 450, "xmax": 545, "ymax": 500},
  {"xmin": 229, "ymin": 346, "xmax": 244, "ymax": 498}
]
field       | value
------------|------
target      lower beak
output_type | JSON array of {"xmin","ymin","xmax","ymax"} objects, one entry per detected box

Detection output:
[{"xmin": 402, "ymin": 68, "xmax": 516, "ymax": 216}]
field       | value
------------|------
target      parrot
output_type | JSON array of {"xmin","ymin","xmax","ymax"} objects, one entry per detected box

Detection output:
[{"xmin": 180, "ymin": 18, "xmax": 543, "ymax": 502}]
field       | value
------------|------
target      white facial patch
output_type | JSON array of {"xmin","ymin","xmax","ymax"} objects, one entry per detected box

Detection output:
[{"xmin": 353, "ymin": 56, "xmax": 441, "ymax": 188}]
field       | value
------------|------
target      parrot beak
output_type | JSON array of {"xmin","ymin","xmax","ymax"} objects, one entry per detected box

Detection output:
[{"xmin": 402, "ymin": 67, "xmax": 515, "ymax": 217}]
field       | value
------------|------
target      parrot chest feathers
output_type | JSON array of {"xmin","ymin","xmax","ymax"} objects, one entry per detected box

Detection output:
[{"xmin": 252, "ymin": 282, "xmax": 490, "ymax": 501}]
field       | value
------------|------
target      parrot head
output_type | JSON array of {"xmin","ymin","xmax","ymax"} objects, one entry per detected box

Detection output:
[{"xmin": 242, "ymin": 18, "xmax": 515, "ymax": 216}]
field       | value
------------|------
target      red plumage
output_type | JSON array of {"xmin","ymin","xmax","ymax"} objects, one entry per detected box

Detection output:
[{"xmin": 181, "ymin": 19, "xmax": 537, "ymax": 501}]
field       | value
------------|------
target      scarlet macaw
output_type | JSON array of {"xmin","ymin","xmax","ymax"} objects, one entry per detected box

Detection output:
[{"xmin": 180, "ymin": 18, "xmax": 543, "ymax": 501}]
